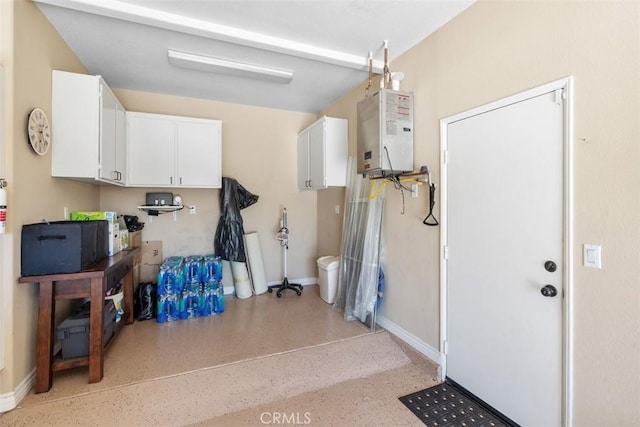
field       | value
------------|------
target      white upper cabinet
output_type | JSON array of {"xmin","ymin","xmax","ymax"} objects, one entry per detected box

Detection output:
[
  {"xmin": 51, "ymin": 70, "xmax": 126, "ymax": 185},
  {"xmin": 297, "ymin": 116, "xmax": 348, "ymax": 190},
  {"xmin": 127, "ymin": 112, "xmax": 222, "ymax": 188}
]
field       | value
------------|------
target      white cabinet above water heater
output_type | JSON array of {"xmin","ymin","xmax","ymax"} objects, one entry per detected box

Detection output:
[
  {"xmin": 357, "ymin": 89, "xmax": 414, "ymax": 175},
  {"xmin": 297, "ymin": 116, "xmax": 348, "ymax": 190}
]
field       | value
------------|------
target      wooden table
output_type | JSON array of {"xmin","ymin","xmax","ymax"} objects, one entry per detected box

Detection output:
[{"xmin": 19, "ymin": 248, "xmax": 140, "ymax": 393}]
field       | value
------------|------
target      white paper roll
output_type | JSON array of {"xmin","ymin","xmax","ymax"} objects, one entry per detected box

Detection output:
[
  {"xmin": 244, "ymin": 232, "xmax": 268, "ymax": 295},
  {"xmin": 230, "ymin": 261, "xmax": 252, "ymax": 299},
  {"xmin": 221, "ymin": 260, "xmax": 233, "ymax": 290}
]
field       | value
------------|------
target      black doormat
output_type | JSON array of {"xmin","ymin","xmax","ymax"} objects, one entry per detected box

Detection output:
[{"xmin": 398, "ymin": 379, "xmax": 519, "ymax": 426}]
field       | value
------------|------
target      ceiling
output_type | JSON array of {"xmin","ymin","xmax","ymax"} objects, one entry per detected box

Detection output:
[{"xmin": 35, "ymin": 0, "xmax": 475, "ymax": 113}]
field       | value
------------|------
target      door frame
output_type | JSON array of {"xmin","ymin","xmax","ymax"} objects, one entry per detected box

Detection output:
[{"xmin": 439, "ymin": 77, "xmax": 574, "ymax": 426}]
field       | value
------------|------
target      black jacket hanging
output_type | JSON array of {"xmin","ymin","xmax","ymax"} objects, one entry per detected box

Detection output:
[{"xmin": 214, "ymin": 177, "xmax": 259, "ymax": 262}]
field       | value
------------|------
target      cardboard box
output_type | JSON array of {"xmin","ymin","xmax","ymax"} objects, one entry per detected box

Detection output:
[
  {"xmin": 70, "ymin": 211, "xmax": 117, "ymax": 224},
  {"xmin": 108, "ymin": 223, "xmax": 121, "ymax": 256},
  {"xmin": 130, "ymin": 230, "xmax": 142, "ymax": 248},
  {"xmin": 140, "ymin": 240, "xmax": 162, "ymax": 283},
  {"xmin": 120, "ymin": 228, "xmax": 130, "ymax": 250}
]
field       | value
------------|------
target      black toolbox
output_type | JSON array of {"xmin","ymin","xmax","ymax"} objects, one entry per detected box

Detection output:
[
  {"xmin": 56, "ymin": 300, "xmax": 117, "ymax": 359},
  {"xmin": 21, "ymin": 220, "xmax": 109, "ymax": 276}
]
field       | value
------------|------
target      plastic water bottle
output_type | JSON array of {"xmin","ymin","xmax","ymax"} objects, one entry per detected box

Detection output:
[
  {"xmin": 203, "ymin": 255, "xmax": 223, "ymax": 283},
  {"xmin": 214, "ymin": 284, "xmax": 225, "ymax": 314},
  {"xmin": 157, "ymin": 294, "xmax": 168, "ymax": 323},
  {"xmin": 183, "ymin": 280, "xmax": 201, "ymax": 318},
  {"xmin": 199, "ymin": 285, "xmax": 211, "ymax": 317},
  {"xmin": 165, "ymin": 293, "xmax": 179, "ymax": 321},
  {"xmin": 184, "ymin": 256, "xmax": 203, "ymax": 283},
  {"xmin": 157, "ymin": 292, "xmax": 179, "ymax": 322}
]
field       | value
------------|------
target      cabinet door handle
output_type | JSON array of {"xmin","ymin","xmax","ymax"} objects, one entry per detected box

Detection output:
[
  {"xmin": 170, "ymin": 177, "xmax": 173, "ymax": 184},
  {"xmin": 180, "ymin": 177, "xmax": 182, "ymax": 185}
]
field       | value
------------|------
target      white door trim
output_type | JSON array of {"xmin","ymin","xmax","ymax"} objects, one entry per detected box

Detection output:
[{"xmin": 439, "ymin": 77, "xmax": 574, "ymax": 426}]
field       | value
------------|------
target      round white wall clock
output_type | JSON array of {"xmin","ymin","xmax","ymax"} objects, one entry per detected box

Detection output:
[{"xmin": 27, "ymin": 108, "xmax": 51, "ymax": 155}]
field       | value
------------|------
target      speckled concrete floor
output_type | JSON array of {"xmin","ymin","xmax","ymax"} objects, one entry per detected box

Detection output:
[{"xmin": 1, "ymin": 285, "xmax": 438, "ymax": 426}]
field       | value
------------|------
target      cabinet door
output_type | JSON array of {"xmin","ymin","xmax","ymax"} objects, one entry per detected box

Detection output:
[
  {"xmin": 307, "ymin": 120, "xmax": 326, "ymax": 189},
  {"xmin": 99, "ymin": 82, "xmax": 118, "ymax": 183},
  {"xmin": 297, "ymin": 131, "xmax": 310, "ymax": 190},
  {"xmin": 127, "ymin": 114, "xmax": 176, "ymax": 186},
  {"xmin": 176, "ymin": 119, "xmax": 222, "ymax": 188},
  {"xmin": 51, "ymin": 70, "xmax": 100, "ymax": 180},
  {"xmin": 115, "ymin": 103, "xmax": 127, "ymax": 184}
]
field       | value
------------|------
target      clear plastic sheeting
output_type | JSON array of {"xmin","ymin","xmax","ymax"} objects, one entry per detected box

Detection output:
[{"xmin": 334, "ymin": 157, "xmax": 384, "ymax": 323}]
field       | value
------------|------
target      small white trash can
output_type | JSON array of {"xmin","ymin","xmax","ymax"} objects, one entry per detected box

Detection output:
[{"xmin": 317, "ymin": 256, "xmax": 340, "ymax": 304}]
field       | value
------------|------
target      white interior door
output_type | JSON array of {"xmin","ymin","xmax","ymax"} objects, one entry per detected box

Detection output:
[{"xmin": 444, "ymin": 89, "xmax": 565, "ymax": 426}]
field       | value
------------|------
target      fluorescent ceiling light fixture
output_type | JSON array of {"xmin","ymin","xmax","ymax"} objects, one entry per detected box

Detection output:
[{"xmin": 168, "ymin": 49, "xmax": 293, "ymax": 84}]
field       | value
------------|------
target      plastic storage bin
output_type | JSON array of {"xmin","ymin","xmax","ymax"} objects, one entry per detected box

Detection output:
[
  {"xmin": 56, "ymin": 299, "xmax": 116, "ymax": 359},
  {"xmin": 317, "ymin": 256, "xmax": 340, "ymax": 304}
]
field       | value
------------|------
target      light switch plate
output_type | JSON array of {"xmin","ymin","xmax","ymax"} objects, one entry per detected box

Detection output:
[{"xmin": 583, "ymin": 244, "xmax": 602, "ymax": 269}]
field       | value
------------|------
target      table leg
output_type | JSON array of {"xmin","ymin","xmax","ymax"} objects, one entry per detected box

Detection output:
[
  {"xmin": 88, "ymin": 277, "xmax": 104, "ymax": 383},
  {"xmin": 35, "ymin": 280, "xmax": 55, "ymax": 393},
  {"xmin": 123, "ymin": 266, "xmax": 134, "ymax": 325}
]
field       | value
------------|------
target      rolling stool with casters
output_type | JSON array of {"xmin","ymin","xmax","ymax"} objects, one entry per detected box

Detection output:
[{"xmin": 268, "ymin": 208, "xmax": 303, "ymax": 298}]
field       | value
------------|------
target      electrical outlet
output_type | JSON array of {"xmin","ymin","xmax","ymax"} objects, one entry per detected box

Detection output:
[
  {"xmin": 411, "ymin": 183, "xmax": 419, "ymax": 199},
  {"xmin": 189, "ymin": 205, "xmax": 196, "ymax": 214},
  {"xmin": 334, "ymin": 205, "xmax": 340, "ymax": 215}
]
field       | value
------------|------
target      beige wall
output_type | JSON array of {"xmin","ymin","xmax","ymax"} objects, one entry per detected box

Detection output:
[
  {"xmin": 1, "ymin": 0, "xmax": 96, "ymax": 394},
  {"xmin": 103, "ymin": 89, "xmax": 317, "ymax": 282},
  {"xmin": 2, "ymin": 0, "xmax": 319, "ymax": 397},
  {"xmin": 4, "ymin": 1, "xmax": 639, "ymax": 423},
  {"xmin": 316, "ymin": 188, "xmax": 345, "ymax": 257},
  {"xmin": 322, "ymin": 1, "xmax": 640, "ymax": 424},
  {"xmin": 0, "ymin": 0, "xmax": 15, "ymax": 390}
]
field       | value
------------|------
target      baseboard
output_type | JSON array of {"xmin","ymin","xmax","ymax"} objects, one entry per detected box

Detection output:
[
  {"xmin": 376, "ymin": 315, "xmax": 441, "ymax": 365},
  {"xmin": 224, "ymin": 277, "xmax": 317, "ymax": 296},
  {"xmin": 0, "ymin": 368, "xmax": 35, "ymax": 413}
]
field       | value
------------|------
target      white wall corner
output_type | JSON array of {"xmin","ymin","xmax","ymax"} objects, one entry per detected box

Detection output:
[
  {"xmin": 376, "ymin": 314, "xmax": 441, "ymax": 365},
  {"xmin": 0, "ymin": 369, "xmax": 35, "ymax": 413}
]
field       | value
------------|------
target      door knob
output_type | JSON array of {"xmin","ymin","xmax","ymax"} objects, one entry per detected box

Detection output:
[
  {"xmin": 544, "ymin": 260, "xmax": 557, "ymax": 272},
  {"xmin": 540, "ymin": 284, "xmax": 558, "ymax": 297}
]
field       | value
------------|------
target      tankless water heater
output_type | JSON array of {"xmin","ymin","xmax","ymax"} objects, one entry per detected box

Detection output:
[{"xmin": 357, "ymin": 89, "xmax": 414, "ymax": 175}]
